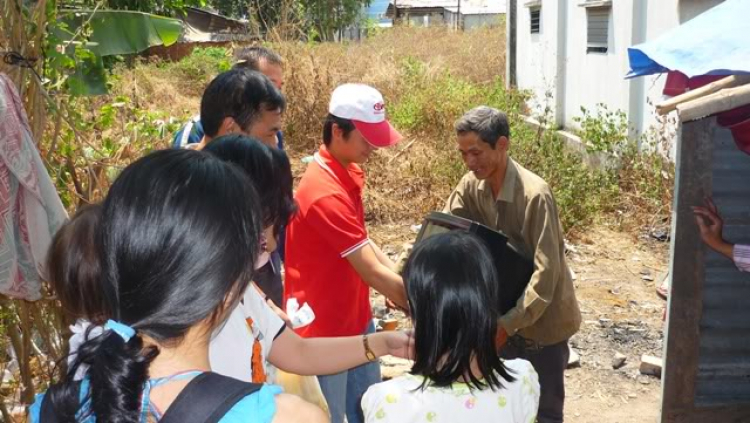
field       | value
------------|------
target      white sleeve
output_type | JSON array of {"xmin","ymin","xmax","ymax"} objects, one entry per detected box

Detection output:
[
  {"xmin": 209, "ymin": 305, "xmax": 254, "ymax": 382},
  {"xmin": 242, "ymin": 285, "xmax": 285, "ymax": 356}
]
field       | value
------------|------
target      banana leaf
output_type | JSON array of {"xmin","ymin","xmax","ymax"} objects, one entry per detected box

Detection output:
[
  {"xmin": 58, "ymin": 10, "xmax": 183, "ymax": 56},
  {"xmin": 54, "ymin": 10, "xmax": 183, "ymax": 95}
]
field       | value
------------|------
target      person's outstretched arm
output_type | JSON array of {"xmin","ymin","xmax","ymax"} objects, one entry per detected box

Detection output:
[
  {"xmin": 268, "ymin": 328, "xmax": 413, "ymax": 376},
  {"xmin": 693, "ymin": 197, "xmax": 734, "ymax": 260},
  {"xmin": 303, "ymin": 196, "xmax": 408, "ymax": 310},
  {"xmin": 347, "ymin": 244, "xmax": 408, "ymax": 310}
]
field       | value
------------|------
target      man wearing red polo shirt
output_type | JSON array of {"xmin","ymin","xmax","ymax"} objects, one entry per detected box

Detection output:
[{"xmin": 284, "ymin": 83, "xmax": 408, "ymax": 423}]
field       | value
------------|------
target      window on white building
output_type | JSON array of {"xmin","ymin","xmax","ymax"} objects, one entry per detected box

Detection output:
[
  {"xmin": 585, "ymin": 4, "xmax": 610, "ymax": 53},
  {"xmin": 530, "ymin": 7, "xmax": 541, "ymax": 34}
]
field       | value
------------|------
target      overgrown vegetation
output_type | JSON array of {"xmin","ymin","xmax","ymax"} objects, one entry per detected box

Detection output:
[
  {"xmin": 54, "ymin": 27, "xmax": 673, "ymax": 234},
  {"xmin": 573, "ymin": 104, "xmax": 629, "ymax": 154},
  {"xmin": 84, "ymin": 29, "xmax": 672, "ymax": 237},
  {"xmin": 60, "ymin": 0, "xmax": 374, "ymax": 41},
  {"xmin": 1, "ymin": 25, "xmax": 674, "ymax": 417},
  {"xmin": 167, "ymin": 46, "xmax": 233, "ymax": 80}
]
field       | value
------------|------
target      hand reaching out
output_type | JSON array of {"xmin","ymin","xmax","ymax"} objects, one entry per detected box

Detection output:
[
  {"xmin": 692, "ymin": 197, "xmax": 734, "ymax": 260},
  {"xmin": 385, "ymin": 298, "xmax": 410, "ymax": 316},
  {"xmin": 381, "ymin": 330, "xmax": 415, "ymax": 360}
]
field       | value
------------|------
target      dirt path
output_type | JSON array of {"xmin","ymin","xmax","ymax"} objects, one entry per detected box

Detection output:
[{"xmin": 370, "ymin": 223, "xmax": 669, "ymax": 423}]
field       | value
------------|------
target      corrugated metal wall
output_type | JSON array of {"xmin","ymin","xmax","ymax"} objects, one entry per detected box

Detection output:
[{"xmin": 695, "ymin": 125, "xmax": 750, "ymax": 407}]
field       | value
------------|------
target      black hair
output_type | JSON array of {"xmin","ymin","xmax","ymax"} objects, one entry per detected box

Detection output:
[
  {"xmin": 204, "ymin": 135, "xmax": 297, "ymax": 234},
  {"xmin": 454, "ymin": 106, "xmax": 510, "ymax": 149},
  {"xmin": 323, "ymin": 113, "xmax": 356, "ymax": 146},
  {"xmin": 47, "ymin": 204, "xmax": 108, "ymax": 324},
  {"xmin": 200, "ymin": 68, "xmax": 286, "ymax": 138},
  {"xmin": 403, "ymin": 231, "xmax": 515, "ymax": 391},
  {"xmin": 46, "ymin": 149, "xmax": 262, "ymax": 422},
  {"xmin": 233, "ymin": 46, "xmax": 284, "ymax": 70}
]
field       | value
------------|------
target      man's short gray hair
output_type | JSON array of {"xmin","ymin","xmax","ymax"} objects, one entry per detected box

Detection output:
[
  {"xmin": 454, "ymin": 106, "xmax": 510, "ymax": 148},
  {"xmin": 234, "ymin": 46, "xmax": 284, "ymax": 70}
]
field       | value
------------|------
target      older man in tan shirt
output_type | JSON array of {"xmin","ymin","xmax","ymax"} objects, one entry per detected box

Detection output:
[{"xmin": 444, "ymin": 106, "xmax": 581, "ymax": 423}]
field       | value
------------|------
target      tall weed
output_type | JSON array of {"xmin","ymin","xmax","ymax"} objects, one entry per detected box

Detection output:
[{"xmin": 95, "ymin": 27, "xmax": 671, "ymax": 234}]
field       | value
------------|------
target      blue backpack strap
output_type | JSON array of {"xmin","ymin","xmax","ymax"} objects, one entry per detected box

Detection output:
[
  {"xmin": 173, "ymin": 117, "xmax": 205, "ymax": 149},
  {"xmin": 159, "ymin": 372, "xmax": 263, "ymax": 423},
  {"xmin": 39, "ymin": 392, "xmax": 59, "ymax": 423}
]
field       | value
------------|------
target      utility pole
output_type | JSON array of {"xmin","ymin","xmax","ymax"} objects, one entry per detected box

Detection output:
[{"xmin": 456, "ymin": 0, "xmax": 461, "ymax": 30}]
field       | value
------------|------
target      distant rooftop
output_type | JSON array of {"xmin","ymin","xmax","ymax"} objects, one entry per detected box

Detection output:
[{"xmin": 390, "ymin": 0, "xmax": 506, "ymax": 13}]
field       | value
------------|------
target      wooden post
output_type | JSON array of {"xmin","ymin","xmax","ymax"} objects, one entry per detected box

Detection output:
[
  {"xmin": 677, "ymin": 83, "xmax": 750, "ymax": 122},
  {"xmin": 657, "ymin": 76, "xmax": 750, "ymax": 116},
  {"xmin": 457, "ymin": 0, "xmax": 462, "ymax": 30},
  {"xmin": 508, "ymin": 0, "xmax": 517, "ymax": 87},
  {"xmin": 660, "ymin": 118, "xmax": 712, "ymax": 422}
]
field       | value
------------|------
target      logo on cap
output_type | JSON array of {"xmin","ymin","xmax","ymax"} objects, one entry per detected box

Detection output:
[{"xmin": 373, "ymin": 102, "xmax": 385, "ymax": 112}]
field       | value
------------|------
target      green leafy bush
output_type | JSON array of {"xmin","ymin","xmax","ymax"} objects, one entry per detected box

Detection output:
[
  {"xmin": 170, "ymin": 47, "xmax": 232, "ymax": 80},
  {"xmin": 573, "ymin": 104, "xmax": 629, "ymax": 154}
]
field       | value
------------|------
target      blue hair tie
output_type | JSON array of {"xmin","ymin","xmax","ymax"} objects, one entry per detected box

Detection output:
[{"xmin": 105, "ymin": 319, "xmax": 136, "ymax": 342}]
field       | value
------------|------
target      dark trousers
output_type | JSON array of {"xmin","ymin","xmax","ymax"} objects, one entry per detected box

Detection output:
[{"xmin": 501, "ymin": 337, "xmax": 569, "ymax": 423}]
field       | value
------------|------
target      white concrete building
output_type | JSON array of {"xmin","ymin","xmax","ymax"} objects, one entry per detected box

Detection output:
[
  {"xmin": 444, "ymin": 3, "xmax": 507, "ymax": 30},
  {"xmin": 506, "ymin": 0, "xmax": 725, "ymax": 138},
  {"xmin": 387, "ymin": 0, "xmax": 506, "ymax": 29}
]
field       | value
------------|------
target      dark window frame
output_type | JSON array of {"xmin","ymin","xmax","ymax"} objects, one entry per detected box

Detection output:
[
  {"xmin": 585, "ymin": 5, "xmax": 610, "ymax": 54},
  {"xmin": 530, "ymin": 7, "xmax": 541, "ymax": 34}
]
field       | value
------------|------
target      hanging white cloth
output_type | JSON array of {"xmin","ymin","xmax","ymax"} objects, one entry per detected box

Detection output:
[{"xmin": 0, "ymin": 73, "xmax": 67, "ymax": 300}]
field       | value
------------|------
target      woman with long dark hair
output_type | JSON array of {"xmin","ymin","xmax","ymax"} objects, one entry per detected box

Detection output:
[
  {"xmin": 31, "ymin": 149, "xmax": 326, "ymax": 422},
  {"xmin": 362, "ymin": 231, "xmax": 540, "ymax": 423},
  {"xmin": 204, "ymin": 134, "xmax": 294, "ymax": 307}
]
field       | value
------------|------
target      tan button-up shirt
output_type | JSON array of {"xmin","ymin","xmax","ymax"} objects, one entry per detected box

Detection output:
[{"xmin": 443, "ymin": 158, "xmax": 581, "ymax": 346}]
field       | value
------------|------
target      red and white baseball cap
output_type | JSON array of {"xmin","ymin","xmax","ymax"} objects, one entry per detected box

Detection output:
[{"xmin": 329, "ymin": 83, "xmax": 403, "ymax": 148}]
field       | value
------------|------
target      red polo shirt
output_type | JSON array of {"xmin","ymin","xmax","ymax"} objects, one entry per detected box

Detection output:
[{"xmin": 284, "ymin": 145, "xmax": 372, "ymax": 338}]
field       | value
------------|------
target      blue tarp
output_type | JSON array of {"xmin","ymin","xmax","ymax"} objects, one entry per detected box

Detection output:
[
  {"xmin": 365, "ymin": 0, "xmax": 392, "ymax": 24},
  {"xmin": 367, "ymin": 0, "xmax": 390, "ymax": 16},
  {"xmin": 627, "ymin": 0, "xmax": 750, "ymax": 78}
]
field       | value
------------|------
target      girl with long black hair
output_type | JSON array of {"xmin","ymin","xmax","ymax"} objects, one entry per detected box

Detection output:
[
  {"xmin": 31, "ymin": 149, "xmax": 326, "ymax": 422},
  {"xmin": 362, "ymin": 231, "xmax": 540, "ymax": 423}
]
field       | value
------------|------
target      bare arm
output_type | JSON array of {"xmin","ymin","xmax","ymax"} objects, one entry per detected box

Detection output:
[
  {"xmin": 370, "ymin": 241, "xmax": 396, "ymax": 270},
  {"xmin": 268, "ymin": 328, "xmax": 413, "ymax": 376},
  {"xmin": 693, "ymin": 198, "xmax": 734, "ymax": 260},
  {"xmin": 346, "ymin": 243, "xmax": 408, "ymax": 309}
]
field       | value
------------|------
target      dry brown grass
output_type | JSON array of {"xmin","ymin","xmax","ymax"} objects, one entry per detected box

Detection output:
[
  {"xmin": 275, "ymin": 25, "xmax": 505, "ymax": 152},
  {"xmin": 116, "ymin": 63, "xmax": 204, "ymax": 119},
  {"xmin": 273, "ymin": 26, "xmax": 506, "ymax": 224},
  {"xmin": 111, "ymin": 26, "xmax": 507, "ymax": 225},
  {"xmin": 107, "ymin": 25, "xmax": 669, "ymax": 232}
]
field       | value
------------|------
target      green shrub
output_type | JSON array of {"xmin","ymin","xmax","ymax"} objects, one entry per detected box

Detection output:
[
  {"xmin": 384, "ymin": 57, "xmax": 619, "ymax": 232},
  {"xmin": 43, "ymin": 94, "xmax": 180, "ymax": 209},
  {"xmin": 573, "ymin": 104, "xmax": 629, "ymax": 154},
  {"xmin": 512, "ymin": 123, "xmax": 620, "ymax": 233},
  {"xmin": 171, "ymin": 47, "xmax": 232, "ymax": 80}
]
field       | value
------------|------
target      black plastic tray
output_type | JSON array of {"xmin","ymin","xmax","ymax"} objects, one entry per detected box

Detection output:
[{"xmin": 414, "ymin": 212, "xmax": 533, "ymax": 314}]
